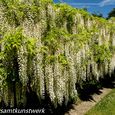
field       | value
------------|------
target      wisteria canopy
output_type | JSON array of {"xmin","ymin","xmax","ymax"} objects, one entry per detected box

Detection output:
[{"xmin": 0, "ymin": 0, "xmax": 115, "ymax": 108}]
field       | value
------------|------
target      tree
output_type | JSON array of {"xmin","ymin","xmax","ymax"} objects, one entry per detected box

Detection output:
[
  {"xmin": 92, "ymin": 12, "xmax": 103, "ymax": 18},
  {"xmin": 107, "ymin": 8, "xmax": 115, "ymax": 19},
  {"xmin": 82, "ymin": 7, "xmax": 88, "ymax": 11}
]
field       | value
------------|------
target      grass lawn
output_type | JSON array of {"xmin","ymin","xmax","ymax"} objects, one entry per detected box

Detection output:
[{"xmin": 86, "ymin": 88, "xmax": 115, "ymax": 115}]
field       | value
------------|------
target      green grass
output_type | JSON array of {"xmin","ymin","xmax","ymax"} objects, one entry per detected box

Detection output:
[{"xmin": 86, "ymin": 88, "xmax": 115, "ymax": 115}]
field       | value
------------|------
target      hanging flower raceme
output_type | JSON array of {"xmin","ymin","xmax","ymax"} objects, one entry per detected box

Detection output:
[
  {"xmin": 18, "ymin": 44, "xmax": 28, "ymax": 86},
  {"xmin": 30, "ymin": 39, "xmax": 45, "ymax": 100}
]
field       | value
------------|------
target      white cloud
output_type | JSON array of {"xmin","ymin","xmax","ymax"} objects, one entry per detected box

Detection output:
[
  {"xmin": 59, "ymin": 0, "xmax": 64, "ymax": 2},
  {"xmin": 68, "ymin": 3, "xmax": 99, "ymax": 6},
  {"xmin": 63, "ymin": 0, "xmax": 115, "ymax": 7},
  {"xmin": 99, "ymin": 0, "xmax": 115, "ymax": 7}
]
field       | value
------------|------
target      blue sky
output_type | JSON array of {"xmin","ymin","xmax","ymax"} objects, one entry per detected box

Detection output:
[{"xmin": 53, "ymin": 0, "xmax": 115, "ymax": 17}]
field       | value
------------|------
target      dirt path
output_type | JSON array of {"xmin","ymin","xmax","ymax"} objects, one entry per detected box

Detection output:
[{"xmin": 65, "ymin": 88, "xmax": 112, "ymax": 115}]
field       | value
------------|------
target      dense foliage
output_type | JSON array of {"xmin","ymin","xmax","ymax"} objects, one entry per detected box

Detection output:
[
  {"xmin": 108, "ymin": 8, "xmax": 115, "ymax": 19},
  {"xmin": 0, "ymin": 0, "xmax": 115, "ymax": 109}
]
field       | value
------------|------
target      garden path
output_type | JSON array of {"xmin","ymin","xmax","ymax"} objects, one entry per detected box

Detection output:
[{"xmin": 65, "ymin": 88, "xmax": 112, "ymax": 115}]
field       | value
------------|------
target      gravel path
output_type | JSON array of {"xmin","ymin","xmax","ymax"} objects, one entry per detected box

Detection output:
[{"xmin": 65, "ymin": 88, "xmax": 112, "ymax": 115}]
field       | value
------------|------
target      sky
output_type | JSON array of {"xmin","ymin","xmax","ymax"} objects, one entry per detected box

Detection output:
[{"xmin": 53, "ymin": 0, "xmax": 115, "ymax": 17}]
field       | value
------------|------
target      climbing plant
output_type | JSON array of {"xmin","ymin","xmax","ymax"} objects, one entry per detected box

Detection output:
[{"xmin": 0, "ymin": 0, "xmax": 115, "ymax": 110}]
